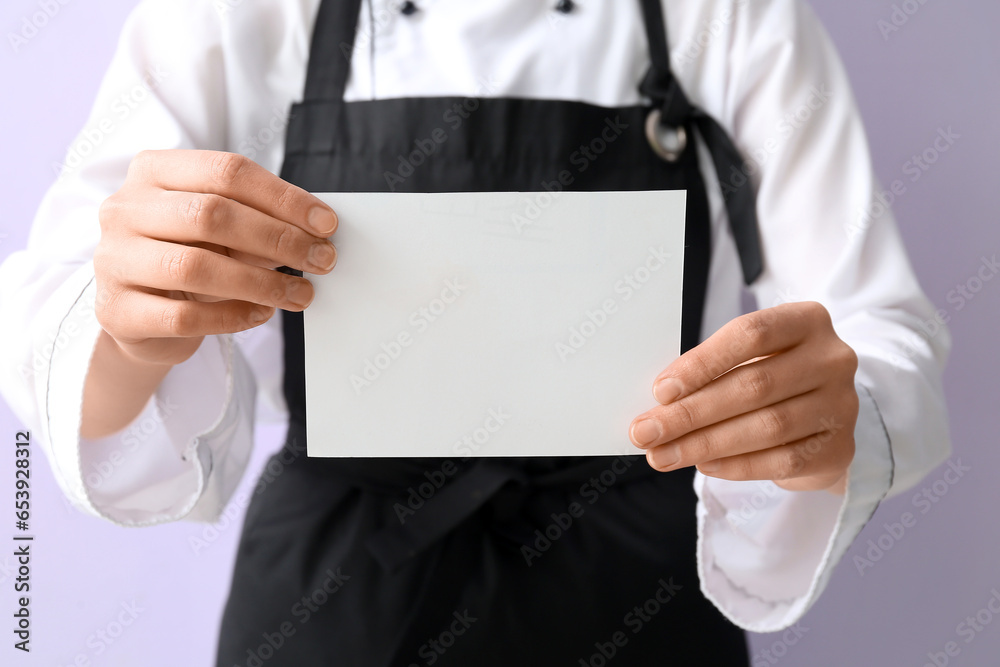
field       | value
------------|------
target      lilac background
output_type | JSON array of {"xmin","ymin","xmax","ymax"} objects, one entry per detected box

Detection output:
[{"xmin": 0, "ymin": 0, "xmax": 997, "ymax": 665}]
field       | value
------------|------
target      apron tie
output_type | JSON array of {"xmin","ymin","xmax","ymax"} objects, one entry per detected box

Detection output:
[
  {"xmin": 366, "ymin": 461, "xmax": 526, "ymax": 572},
  {"xmin": 362, "ymin": 457, "xmax": 654, "ymax": 572},
  {"xmin": 638, "ymin": 0, "xmax": 764, "ymax": 286}
]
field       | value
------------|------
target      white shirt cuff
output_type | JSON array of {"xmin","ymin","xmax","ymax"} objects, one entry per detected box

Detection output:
[
  {"xmin": 43, "ymin": 271, "xmax": 255, "ymax": 525},
  {"xmin": 694, "ymin": 382, "xmax": 893, "ymax": 632}
]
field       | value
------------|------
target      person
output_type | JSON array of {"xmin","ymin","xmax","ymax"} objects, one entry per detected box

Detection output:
[{"xmin": 0, "ymin": 0, "xmax": 951, "ymax": 665}]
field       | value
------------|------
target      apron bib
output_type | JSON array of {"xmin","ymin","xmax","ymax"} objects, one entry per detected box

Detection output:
[{"xmin": 217, "ymin": 1, "xmax": 762, "ymax": 664}]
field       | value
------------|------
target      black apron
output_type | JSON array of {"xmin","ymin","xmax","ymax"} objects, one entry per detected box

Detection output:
[{"xmin": 216, "ymin": 1, "xmax": 764, "ymax": 665}]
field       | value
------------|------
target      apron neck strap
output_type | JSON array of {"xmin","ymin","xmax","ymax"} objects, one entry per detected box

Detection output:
[
  {"xmin": 637, "ymin": 0, "xmax": 672, "ymax": 88},
  {"xmin": 305, "ymin": 0, "xmax": 684, "ymax": 109},
  {"xmin": 298, "ymin": 0, "xmax": 763, "ymax": 285},
  {"xmin": 637, "ymin": 0, "xmax": 694, "ymax": 126},
  {"xmin": 303, "ymin": 0, "xmax": 365, "ymax": 101}
]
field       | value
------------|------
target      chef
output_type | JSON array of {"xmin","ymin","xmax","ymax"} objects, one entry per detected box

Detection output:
[{"xmin": 0, "ymin": 0, "xmax": 951, "ymax": 665}]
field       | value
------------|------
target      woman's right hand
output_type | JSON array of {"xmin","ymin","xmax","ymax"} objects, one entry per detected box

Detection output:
[{"xmin": 94, "ymin": 149, "xmax": 339, "ymax": 366}]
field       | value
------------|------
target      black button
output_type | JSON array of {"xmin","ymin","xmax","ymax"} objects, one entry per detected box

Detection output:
[
  {"xmin": 400, "ymin": 1, "xmax": 418, "ymax": 15},
  {"xmin": 555, "ymin": 0, "xmax": 575, "ymax": 13}
]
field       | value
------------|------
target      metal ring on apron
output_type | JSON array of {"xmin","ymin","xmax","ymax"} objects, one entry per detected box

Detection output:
[{"xmin": 645, "ymin": 108, "xmax": 687, "ymax": 162}]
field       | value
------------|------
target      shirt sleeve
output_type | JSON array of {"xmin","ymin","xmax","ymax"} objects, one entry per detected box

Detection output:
[
  {"xmin": 0, "ymin": 0, "xmax": 260, "ymax": 525},
  {"xmin": 685, "ymin": 0, "xmax": 951, "ymax": 632}
]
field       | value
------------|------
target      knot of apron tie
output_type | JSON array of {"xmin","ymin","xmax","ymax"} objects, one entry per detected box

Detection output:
[
  {"xmin": 363, "ymin": 457, "xmax": 651, "ymax": 572},
  {"xmin": 640, "ymin": 70, "xmax": 694, "ymax": 130},
  {"xmin": 365, "ymin": 461, "xmax": 525, "ymax": 571}
]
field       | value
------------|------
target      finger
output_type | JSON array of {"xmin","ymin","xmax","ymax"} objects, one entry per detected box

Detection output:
[
  {"xmin": 644, "ymin": 390, "xmax": 828, "ymax": 471},
  {"xmin": 100, "ymin": 287, "xmax": 275, "ymax": 343},
  {"xmin": 630, "ymin": 346, "xmax": 826, "ymax": 448},
  {"xmin": 112, "ymin": 238, "xmax": 315, "ymax": 311},
  {"xmin": 693, "ymin": 430, "xmax": 855, "ymax": 487},
  {"xmin": 127, "ymin": 190, "xmax": 337, "ymax": 273},
  {"xmin": 188, "ymin": 242, "xmax": 277, "ymax": 271},
  {"xmin": 650, "ymin": 302, "xmax": 830, "ymax": 405},
  {"xmin": 128, "ymin": 150, "xmax": 338, "ymax": 236}
]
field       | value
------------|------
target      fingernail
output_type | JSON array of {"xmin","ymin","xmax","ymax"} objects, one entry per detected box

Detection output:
[
  {"xmin": 653, "ymin": 377, "xmax": 682, "ymax": 404},
  {"xmin": 698, "ymin": 460, "xmax": 720, "ymax": 473},
  {"xmin": 285, "ymin": 279, "xmax": 313, "ymax": 307},
  {"xmin": 650, "ymin": 445, "xmax": 680, "ymax": 470},
  {"xmin": 308, "ymin": 206, "xmax": 338, "ymax": 235},
  {"xmin": 631, "ymin": 419, "xmax": 662, "ymax": 447},
  {"xmin": 308, "ymin": 242, "xmax": 337, "ymax": 272},
  {"xmin": 250, "ymin": 307, "xmax": 271, "ymax": 325}
]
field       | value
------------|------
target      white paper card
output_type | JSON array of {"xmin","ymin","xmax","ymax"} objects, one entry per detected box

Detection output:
[{"xmin": 304, "ymin": 191, "xmax": 686, "ymax": 457}]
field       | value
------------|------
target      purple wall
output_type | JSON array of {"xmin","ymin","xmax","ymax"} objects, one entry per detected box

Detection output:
[{"xmin": 0, "ymin": 0, "xmax": 996, "ymax": 664}]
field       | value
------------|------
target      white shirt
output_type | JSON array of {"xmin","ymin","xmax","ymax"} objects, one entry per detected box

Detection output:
[{"xmin": 0, "ymin": 0, "xmax": 951, "ymax": 634}]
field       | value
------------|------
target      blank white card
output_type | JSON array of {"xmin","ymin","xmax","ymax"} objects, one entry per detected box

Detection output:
[{"xmin": 304, "ymin": 191, "xmax": 686, "ymax": 457}]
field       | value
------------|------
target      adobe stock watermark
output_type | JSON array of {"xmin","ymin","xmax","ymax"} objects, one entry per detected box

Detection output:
[
  {"xmin": 751, "ymin": 624, "xmax": 809, "ymax": 666},
  {"xmin": 83, "ymin": 396, "xmax": 180, "ymax": 491},
  {"xmin": 7, "ymin": 0, "xmax": 73, "ymax": 53},
  {"xmin": 339, "ymin": 4, "xmax": 396, "ymax": 60},
  {"xmin": 885, "ymin": 253, "xmax": 995, "ymax": 374},
  {"xmin": 0, "ymin": 557, "xmax": 14, "ymax": 586},
  {"xmin": 383, "ymin": 76, "xmax": 501, "ymax": 191},
  {"xmin": 18, "ymin": 321, "xmax": 89, "ymax": 381},
  {"xmin": 877, "ymin": 0, "xmax": 935, "ymax": 41},
  {"xmin": 54, "ymin": 599, "xmax": 145, "ymax": 667},
  {"xmin": 853, "ymin": 458, "xmax": 970, "ymax": 576},
  {"xmin": 213, "ymin": 0, "xmax": 246, "ymax": 17},
  {"xmin": 511, "ymin": 116, "xmax": 631, "ymax": 235},
  {"xmin": 521, "ymin": 456, "xmax": 639, "ymax": 566},
  {"xmin": 17, "ymin": 281, "xmax": 104, "ymax": 382},
  {"xmin": 238, "ymin": 107, "xmax": 292, "ymax": 161},
  {"xmin": 545, "ymin": 2, "xmax": 581, "ymax": 30},
  {"xmin": 577, "ymin": 577, "xmax": 683, "ymax": 667},
  {"xmin": 349, "ymin": 277, "xmax": 467, "ymax": 394},
  {"xmin": 921, "ymin": 586, "xmax": 1000, "ymax": 667},
  {"xmin": 719, "ymin": 84, "xmax": 831, "ymax": 202},
  {"xmin": 727, "ymin": 416, "xmax": 846, "ymax": 528},
  {"xmin": 725, "ymin": 480, "xmax": 782, "ymax": 529},
  {"xmin": 188, "ymin": 439, "xmax": 307, "ymax": 556},
  {"xmin": 847, "ymin": 126, "xmax": 959, "ymax": 241},
  {"xmin": 392, "ymin": 407, "xmax": 511, "ymax": 524},
  {"xmin": 406, "ymin": 610, "xmax": 478, "ymax": 667},
  {"xmin": 944, "ymin": 254, "xmax": 999, "ymax": 311},
  {"xmin": 236, "ymin": 566, "xmax": 350, "ymax": 667},
  {"xmin": 766, "ymin": 286, "xmax": 801, "ymax": 309},
  {"xmin": 555, "ymin": 245, "xmax": 673, "ymax": 362},
  {"xmin": 18, "ymin": 279, "xmax": 130, "ymax": 384},
  {"xmin": 673, "ymin": 0, "xmax": 749, "ymax": 74},
  {"xmin": 52, "ymin": 65, "xmax": 171, "ymax": 181}
]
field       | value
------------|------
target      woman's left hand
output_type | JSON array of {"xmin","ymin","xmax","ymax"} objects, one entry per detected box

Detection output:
[{"xmin": 629, "ymin": 301, "xmax": 859, "ymax": 493}]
